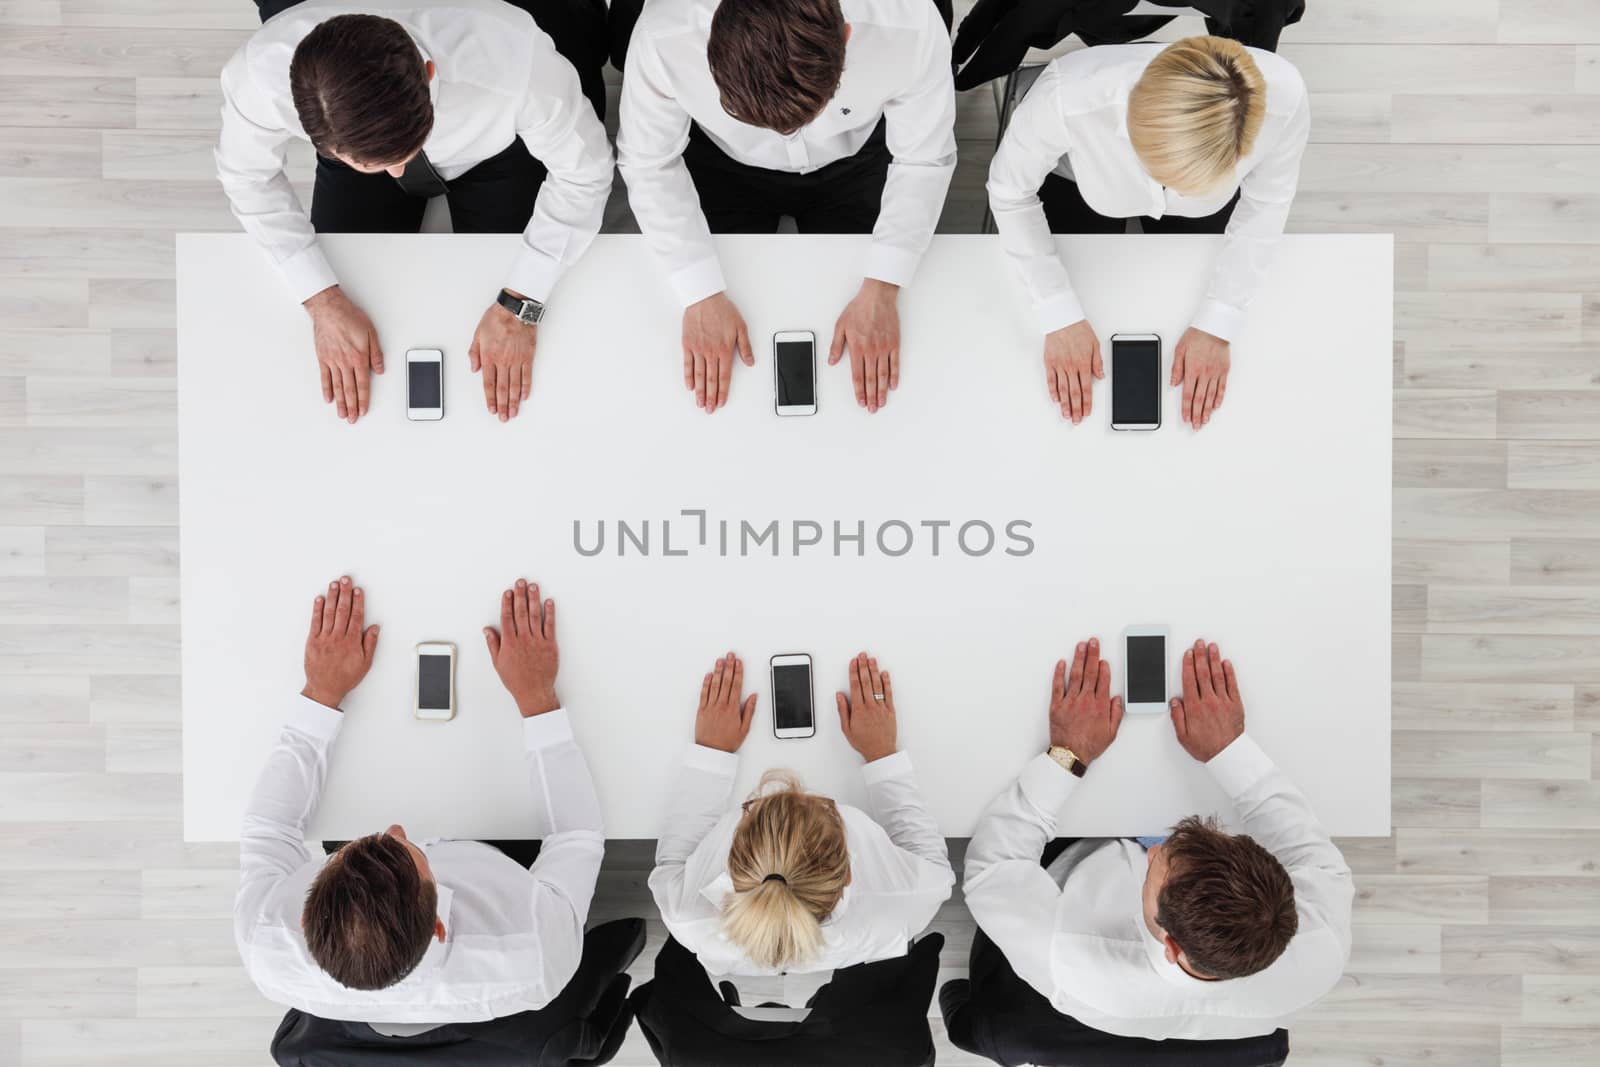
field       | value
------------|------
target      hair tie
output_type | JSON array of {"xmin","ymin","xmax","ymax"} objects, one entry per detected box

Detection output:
[{"xmin": 763, "ymin": 873, "xmax": 787, "ymax": 884}]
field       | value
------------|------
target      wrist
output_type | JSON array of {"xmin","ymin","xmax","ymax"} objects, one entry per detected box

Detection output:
[
  {"xmin": 516, "ymin": 688, "xmax": 560, "ymax": 718},
  {"xmin": 303, "ymin": 285, "xmax": 343, "ymax": 314},
  {"xmin": 858, "ymin": 744, "xmax": 897, "ymax": 763},
  {"xmin": 860, "ymin": 278, "xmax": 899, "ymax": 301},
  {"xmin": 301, "ymin": 682, "xmax": 347, "ymax": 711}
]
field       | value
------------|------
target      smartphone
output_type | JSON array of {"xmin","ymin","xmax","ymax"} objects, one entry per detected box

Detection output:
[
  {"xmin": 414, "ymin": 642, "xmax": 456, "ymax": 721},
  {"xmin": 1110, "ymin": 333, "xmax": 1161, "ymax": 431},
  {"xmin": 770, "ymin": 653, "xmax": 816, "ymax": 738},
  {"xmin": 407, "ymin": 348, "xmax": 443, "ymax": 421},
  {"xmin": 1123, "ymin": 626, "xmax": 1169, "ymax": 715},
  {"xmin": 773, "ymin": 331, "xmax": 817, "ymax": 416}
]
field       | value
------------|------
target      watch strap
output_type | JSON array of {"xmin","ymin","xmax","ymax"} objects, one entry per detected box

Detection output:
[
  {"xmin": 1047, "ymin": 745, "xmax": 1088, "ymax": 778},
  {"xmin": 496, "ymin": 289, "xmax": 544, "ymax": 325}
]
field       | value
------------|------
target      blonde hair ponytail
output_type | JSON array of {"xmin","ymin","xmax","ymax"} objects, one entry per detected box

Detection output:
[
  {"xmin": 720, "ymin": 770, "xmax": 850, "ymax": 970},
  {"xmin": 1127, "ymin": 36, "xmax": 1266, "ymax": 196}
]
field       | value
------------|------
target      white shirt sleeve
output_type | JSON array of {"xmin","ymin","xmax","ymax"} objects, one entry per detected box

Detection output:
[
  {"xmin": 648, "ymin": 743, "xmax": 740, "ymax": 923},
  {"xmin": 1204, "ymin": 734, "xmax": 1354, "ymax": 966},
  {"xmin": 519, "ymin": 708, "xmax": 607, "ymax": 998},
  {"xmin": 1189, "ymin": 81, "xmax": 1311, "ymax": 342},
  {"xmin": 863, "ymin": 16, "xmax": 958, "ymax": 287},
  {"xmin": 859, "ymin": 751, "xmax": 956, "ymax": 939},
  {"xmin": 234, "ymin": 695, "xmax": 343, "ymax": 968},
  {"xmin": 616, "ymin": 34, "xmax": 727, "ymax": 308},
  {"xmin": 985, "ymin": 64, "xmax": 1086, "ymax": 335},
  {"xmin": 216, "ymin": 47, "xmax": 338, "ymax": 304},
  {"xmin": 504, "ymin": 40, "xmax": 616, "ymax": 304},
  {"xmin": 961, "ymin": 752, "xmax": 1083, "ymax": 1002}
]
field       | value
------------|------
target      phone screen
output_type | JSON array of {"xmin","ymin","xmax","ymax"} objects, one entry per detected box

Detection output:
[
  {"xmin": 417, "ymin": 653, "xmax": 452, "ymax": 710},
  {"xmin": 409, "ymin": 360, "xmax": 442, "ymax": 409},
  {"xmin": 775, "ymin": 340, "xmax": 815, "ymax": 407},
  {"xmin": 772, "ymin": 663, "xmax": 814, "ymax": 729},
  {"xmin": 1112, "ymin": 338, "xmax": 1160, "ymax": 426},
  {"xmin": 1126, "ymin": 635, "xmax": 1166, "ymax": 704}
]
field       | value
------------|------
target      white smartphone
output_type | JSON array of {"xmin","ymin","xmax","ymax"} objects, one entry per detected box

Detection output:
[
  {"xmin": 406, "ymin": 348, "xmax": 443, "ymax": 421},
  {"xmin": 773, "ymin": 331, "xmax": 817, "ymax": 416},
  {"xmin": 770, "ymin": 653, "xmax": 815, "ymax": 738},
  {"xmin": 414, "ymin": 642, "xmax": 456, "ymax": 721},
  {"xmin": 1123, "ymin": 625, "xmax": 1169, "ymax": 715},
  {"xmin": 1110, "ymin": 333, "xmax": 1161, "ymax": 431}
]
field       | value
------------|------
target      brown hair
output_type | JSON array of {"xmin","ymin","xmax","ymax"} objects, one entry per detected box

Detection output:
[
  {"xmin": 721, "ymin": 770, "xmax": 851, "ymax": 969},
  {"xmin": 1127, "ymin": 36, "xmax": 1266, "ymax": 196},
  {"xmin": 1155, "ymin": 816, "xmax": 1296, "ymax": 980},
  {"xmin": 290, "ymin": 14, "xmax": 434, "ymax": 166},
  {"xmin": 302, "ymin": 833, "xmax": 438, "ymax": 990},
  {"xmin": 707, "ymin": 0, "xmax": 847, "ymax": 133}
]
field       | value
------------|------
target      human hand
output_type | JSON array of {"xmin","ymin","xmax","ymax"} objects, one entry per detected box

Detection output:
[
  {"xmin": 469, "ymin": 295, "xmax": 537, "ymax": 422},
  {"xmin": 1171, "ymin": 327, "xmax": 1230, "ymax": 429},
  {"xmin": 1047, "ymin": 637, "xmax": 1123, "ymax": 764},
  {"xmin": 1043, "ymin": 319, "xmax": 1103, "ymax": 424},
  {"xmin": 1171, "ymin": 639, "xmax": 1245, "ymax": 762},
  {"xmin": 482, "ymin": 578, "xmax": 560, "ymax": 718},
  {"xmin": 305, "ymin": 286, "xmax": 384, "ymax": 423},
  {"xmin": 836, "ymin": 651, "xmax": 897, "ymax": 762},
  {"xmin": 828, "ymin": 279, "xmax": 900, "ymax": 413},
  {"xmin": 301, "ymin": 575, "xmax": 379, "ymax": 709},
  {"xmin": 682, "ymin": 292, "xmax": 754, "ymax": 412},
  {"xmin": 693, "ymin": 651, "xmax": 757, "ymax": 753}
]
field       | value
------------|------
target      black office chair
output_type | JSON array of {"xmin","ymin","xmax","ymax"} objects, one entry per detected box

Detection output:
[
  {"xmin": 269, "ymin": 917, "xmax": 647, "ymax": 1066},
  {"xmin": 627, "ymin": 933, "xmax": 945, "ymax": 1066}
]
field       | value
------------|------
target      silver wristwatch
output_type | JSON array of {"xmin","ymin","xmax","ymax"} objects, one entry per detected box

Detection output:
[{"xmin": 496, "ymin": 288, "xmax": 545, "ymax": 325}]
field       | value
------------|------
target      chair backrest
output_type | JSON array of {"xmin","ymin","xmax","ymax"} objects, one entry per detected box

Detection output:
[{"xmin": 628, "ymin": 934, "xmax": 944, "ymax": 1067}]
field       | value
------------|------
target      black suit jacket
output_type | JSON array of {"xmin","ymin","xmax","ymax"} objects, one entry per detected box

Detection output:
[{"xmin": 952, "ymin": 0, "xmax": 1305, "ymax": 91}]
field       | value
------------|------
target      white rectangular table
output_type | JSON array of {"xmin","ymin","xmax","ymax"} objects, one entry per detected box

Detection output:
[{"xmin": 178, "ymin": 232, "xmax": 1392, "ymax": 841}]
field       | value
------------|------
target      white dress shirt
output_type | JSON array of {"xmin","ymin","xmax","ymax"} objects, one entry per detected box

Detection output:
[
  {"xmin": 234, "ymin": 696, "xmax": 606, "ymax": 1023},
  {"xmin": 217, "ymin": 0, "xmax": 614, "ymax": 304},
  {"xmin": 987, "ymin": 44, "xmax": 1311, "ymax": 341},
  {"xmin": 963, "ymin": 735, "xmax": 1353, "ymax": 1041},
  {"xmin": 649, "ymin": 744, "xmax": 955, "ymax": 979},
  {"xmin": 616, "ymin": 0, "xmax": 958, "ymax": 307}
]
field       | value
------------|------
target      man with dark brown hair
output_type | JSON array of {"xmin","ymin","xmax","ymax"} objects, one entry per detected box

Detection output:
[
  {"xmin": 962, "ymin": 637, "xmax": 1352, "ymax": 1042},
  {"xmin": 235, "ymin": 575, "xmax": 608, "ymax": 1021},
  {"xmin": 617, "ymin": 0, "xmax": 957, "ymax": 415},
  {"xmin": 218, "ymin": 1, "xmax": 614, "ymax": 425}
]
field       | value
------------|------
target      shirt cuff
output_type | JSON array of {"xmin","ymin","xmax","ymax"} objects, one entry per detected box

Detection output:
[
  {"xmin": 862, "ymin": 242, "xmax": 921, "ymax": 289},
  {"xmin": 684, "ymin": 742, "xmax": 740, "ymax": 777},
  {"xmin": 669, "ymin": 256, "xmax": 728, "ymax": 308},
  {"xmin": 521, "ymin": 707, "xmax": 573, "ymax": 750},
  {"xmin": 281, "ymin": 242, "xmax": 339, "ymax": 305},
  {"xmin": 1035, "ymin": 292, "xmax": 1088, "ymax": 336},
  {"xmin": 504, "ymin": 246, "xmax": 563, "ymax": 306},
  {"xmin": 1018, "ymin": 751, "xmax": 1079, "ymax": 820},
  {"xmin": 861, "ymin": 750, "xmax": 914, "ymax": 785},
  {"xmin": 286, "ymin": 694, "xmax": 344, "ymax": 743},
  {"xmin": 1204, "ymin": 733, "xmax": 1273, "ymax": 798},
  {"xmin": 1190, "ymin": 299, "xmax": 1244, "ymax": 343}
]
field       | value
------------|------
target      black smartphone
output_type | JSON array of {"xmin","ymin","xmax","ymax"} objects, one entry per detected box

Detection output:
[
  {"xmin": 1110, "ymin": 333, "xmax": 1161, "ymax": 431},
  {"xmin": 770, "ymin": 653, "xmax": 816, "ymax": 738}
]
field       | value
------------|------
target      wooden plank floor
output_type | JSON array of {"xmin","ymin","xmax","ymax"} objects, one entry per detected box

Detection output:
[{"xmin": 2, "ymin": 2, "xmax": 1598, "ymax": 1063}]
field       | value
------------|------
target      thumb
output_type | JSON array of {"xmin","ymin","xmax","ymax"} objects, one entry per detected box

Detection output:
[
  {"xmin": 1169, "ymin": 697, "xmax": 1186, "ymax": 739},
  {"xmin": 369, "ymin": 329, "xmax": 384, "ymax": 374},
  {"xmin": 1169, "ymin": 343, "xmax": 1183, "ymax": 387},
  {"xmin": 836, "ymin": 692, "xmax": 850, "ymax": 733},
  {"xmin": 828, "ymin": 319, "xmax": 846, "ymax": 365},
  {"xmin": 737, "ymin": 322, "xmax": 754, "ymax": 367},
  {"xmin": 1110, "ymin": 695, "xmax": 1125, "ymax": 732},
  {"xmin": 469, "ymin": 341, "xmax": 481, "ymax": 372},
  {"xmin": 1092, "ymin": 337, "xmax": 1105, "ymax": 380},
  {"xmin": 483, "ymin": 626, "xmax": 501, "ymax": 659},
  {"xmin": 740, "ymin": 694, "xmax": 758, "ymax": 735},
  {"xmin": 362, "ymin": 625, "xmax": 380, "ymax": 664}
]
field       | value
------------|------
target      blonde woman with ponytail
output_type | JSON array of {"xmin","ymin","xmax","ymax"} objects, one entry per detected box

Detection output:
[
  {"xmin": 987, "ymin": 36, "xmax": 1310, "ymax": 433},
  {"xmin": 649, "ymin": 650, "xmax": 954, "ymax": 990}
]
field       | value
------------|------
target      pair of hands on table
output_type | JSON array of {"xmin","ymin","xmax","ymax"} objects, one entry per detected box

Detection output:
[
  {"xmin": 1043, "ymin": 321, "xmax": 1231, "ymax": 429},
  {"xmin": 305, "ymin": 285, "xmax": 538, "ymax": 424},
  {"xmin": 682, "ymin": 279, "xmax": 901, "ymax": 414},
  {"xmin": 1049, "ymin": 636, "xmax": 1245, "ymax": 768},
  {"xmin": 299, "ymin": 575, "xmax": 562, "ymax": 719},
  {"xmin": 694, "ymin": 651, "xmax": 898, "ymax": 763}
]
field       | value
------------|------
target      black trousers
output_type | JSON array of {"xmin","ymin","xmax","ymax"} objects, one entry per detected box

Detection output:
[
  {"xmin": 682, "ymin": 121, "xmax": 893, "ymax": 234},
  {"xmin": 1039, "ymin": 172, "xmax": 1241, "ymax": 235}
]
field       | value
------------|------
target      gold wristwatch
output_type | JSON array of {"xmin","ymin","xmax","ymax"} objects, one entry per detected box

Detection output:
[{"xmin": 1047, "ymin": 745, "xmax": 1088, "ymax": 778}]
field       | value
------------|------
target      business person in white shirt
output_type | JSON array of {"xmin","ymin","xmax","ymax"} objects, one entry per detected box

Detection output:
[
  {"xmin": 650, "ymin": 651, "xmax": 954, "ymax": 988},
  {"xmin": 987, "ymin": 37, "xmax": 1310, "ymax": 429},
  {"xmin": 235, "ymin": 575, "xmax": 607, "ymax": 1022},
  {"xmin": 963, "ymin": 637, "xmax": 1352, "ymax": 1042},
  {"xmin": 219, "ymin": 1, "xmax": 614, "ymax": 424},
  {"xmin": 617, "ymin": 0, "xmax": 957, "ymax": 414}
]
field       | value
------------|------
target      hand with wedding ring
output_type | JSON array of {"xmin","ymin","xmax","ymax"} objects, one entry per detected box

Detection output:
[{"xmin": 837, "ymin": 651, "xmax": 897, "ymax": 763}]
